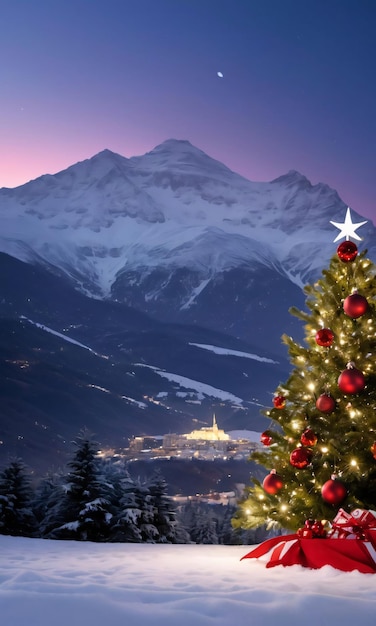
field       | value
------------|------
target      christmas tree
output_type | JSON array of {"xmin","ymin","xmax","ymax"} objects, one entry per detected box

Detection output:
[{"xmin": 233, "ymin": 208, "xmax": 376, "ymax": 533}]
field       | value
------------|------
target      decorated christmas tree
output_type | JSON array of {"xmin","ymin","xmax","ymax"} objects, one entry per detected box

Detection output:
[{"xmin": 233, "ymin": 208, "xmax": 376, "ymax": 534}]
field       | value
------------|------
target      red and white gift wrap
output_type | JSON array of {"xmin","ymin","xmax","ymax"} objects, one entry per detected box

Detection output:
[
  {"xmin": 241, "ymin": 509, "xmax": 376, "ymax": 573},
  {"xmin": 329, "ymin": 508, "xmax": 376, "ymax": 540}
]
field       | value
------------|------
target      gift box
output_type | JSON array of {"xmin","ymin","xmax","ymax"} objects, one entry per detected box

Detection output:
[
  {"xmin": 329, "ymin": 508, "xmax": 376, "ymax": 540},
  {"xmin": 351, "ymin": 508, "xmax": 376, "ymax": 525},
  {"xmin": 241, "ymin": 508, "xmax": 376, "ymax": 573}
]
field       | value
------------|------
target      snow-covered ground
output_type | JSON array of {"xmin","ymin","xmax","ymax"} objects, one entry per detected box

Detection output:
[{"xmin": 1, "ymin": 536, "xmax": 375, "ymax": 626}]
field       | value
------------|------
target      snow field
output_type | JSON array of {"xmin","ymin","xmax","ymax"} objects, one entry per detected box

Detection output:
[{"xmin": 1, "ymin": 536, "xmax": 376, "ymax": 626}]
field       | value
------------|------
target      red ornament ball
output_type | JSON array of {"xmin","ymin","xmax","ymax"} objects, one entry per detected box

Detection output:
[
  {"xmin": 289, "ymin": 447, "xmax": 313, "ymax": 469},
  {"xmin": 315, "ymin": 328, "xmax": 334, "ymax": 347},
  {"xmin": 321, "ymin": 476, "xmax": 347, "ymax": 505},
  {"xmin": 273, "ymin": 395, "xmax": 286, "ymax": 409},
  {"xmin": 371, "ymin": 442, "xmax": 376, "ymax": 460},
  {"xmin": 260, "ymin": 430, "xmax": 273, "ymax": 446},
  {"xmin": 343, "ymin": 293, "xmax": 368, "ymax": 318},
  {"xmin": 338, "ymin": 365, "xmax": 365, "ymax": 394},
  {"xmin": 301, "ymin": 428, "xmax": 318, "ymax": 447},
  {"xmin": 337, "ymin": 241, "xmax": 358, "ymax": 263},
  {"xmin": 316, "ymin": 393, "xmax": 336, "ymax": 414},
  {"xmin": 262, "ymin": 470, "xmax": 284, "ymax": 495}
]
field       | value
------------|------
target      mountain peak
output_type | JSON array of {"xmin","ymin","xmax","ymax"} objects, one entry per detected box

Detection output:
[
  {"xmin": 271, "ymin": 170, "xmax": 311, "ymax": 187},
  {"xmin": 139, "ymin": 138, "xmax": 208, "ymax": 160},
  {"xmin": 152, "ymin": 138, "xmax": 195, "ymax": 151},
  {"xmin": 130, "ymin": 138, "xmax": 241, "ymax": 182},
  {"xmin": 84, "ymin": 148, "xmax": 130, "ymax": 170},
  {"xmin": 91, "ymin": 148, "xmax": 127, "ymax": 161}
]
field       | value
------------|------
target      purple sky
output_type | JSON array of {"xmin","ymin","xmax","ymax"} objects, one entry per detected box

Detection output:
[{"xmin": 1, "ymin": 0, "xmax": 376, "ymax": 222}]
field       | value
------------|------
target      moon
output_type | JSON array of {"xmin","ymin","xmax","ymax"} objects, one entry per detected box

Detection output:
[{"xmin": 217, "ymin": 71, "xmax": 224, "ymax": 78}]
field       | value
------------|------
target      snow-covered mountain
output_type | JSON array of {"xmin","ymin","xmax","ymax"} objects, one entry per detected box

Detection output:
[
  {"xmin": 1, "ymin": 138, "xmax": 374, "ymax": 296},
  {"xmin": 2, "ymin": 138, "xmax": 374, "ymax": 352},
  {"xmin": 1, "ymin": 139, "xmax": 374, "ymax": 472}
]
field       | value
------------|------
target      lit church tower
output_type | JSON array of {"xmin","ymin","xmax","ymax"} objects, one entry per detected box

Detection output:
[
  {"xmin": 212, "ymin": 414, "xmax": 219, "ymax": 435},
  {"xmin": 185, "ymin": 414, "xmax": 229, "ymax": 442}
]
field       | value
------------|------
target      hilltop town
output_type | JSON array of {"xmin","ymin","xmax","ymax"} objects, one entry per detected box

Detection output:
[{"xmin": 98, "ymin": 416, "xmax": 261, "ymax": 463}]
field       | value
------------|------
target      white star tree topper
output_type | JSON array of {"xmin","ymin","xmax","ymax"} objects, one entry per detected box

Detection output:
[{"xmin": 330, "ymin": 207, "xmax": 367, "ymax": 242}]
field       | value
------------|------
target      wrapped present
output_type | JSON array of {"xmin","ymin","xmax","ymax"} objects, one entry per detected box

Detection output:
[
  {"xmin": 329, "ymin": 508, "xmax": 376, "ymax": 540},
  {"xmin": 329, "ymin": 509, "xmax": 354, "ymax": 539},
  {"xmin": 351, "ymin": 508, "xmax": 376, "ymax": 525},
  {"xmin": 241, "ymin": 509, "xmax": 376, "ymax": 573},
  {"xmin": 331, "ymin": 508, "xmax": 352, "ymax": 526}
]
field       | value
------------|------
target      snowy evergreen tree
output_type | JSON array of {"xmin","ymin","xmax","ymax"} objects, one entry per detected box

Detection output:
[
  {"xmin": 0, "ymin": 459, "xmax": 37, "ymax": 537},
  {"xmin": 136, "ymin": 479, "xmax": 160, "ymax": 543},
  {"xmin": 147, "ymin": 470, "xmax": 179, "ymax": 543},
  {"xmin": 217, "ymin": 505, "xmax": 236, "ymax": 544},
  {"xmin": 188, "ymin": 503, "xmax": 219, "ymax": 544},
  {"xmin": 32, "ymin": 471, "xmax": 67, "ymax": 538},
  {"xmin": 110, "ymin": 469, "xmax": 144, "ymax": 542},
  {"xmin": 46, "ymin": 431, "xmax": 113, "ymax": 541},
  {"xmin": 176, "ymin": 500, "xmax": 267, "ymax": 545}
]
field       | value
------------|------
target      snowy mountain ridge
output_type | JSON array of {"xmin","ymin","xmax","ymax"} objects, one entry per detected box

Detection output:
[{"xmin": 1, "ymin": 139, "xmax": 373, "ymax": 302}]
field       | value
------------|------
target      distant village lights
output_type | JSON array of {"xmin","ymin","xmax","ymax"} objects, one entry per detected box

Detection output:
[{"xmin": 112, "ymin": 415, "xmax": 261, "ymax": 462}]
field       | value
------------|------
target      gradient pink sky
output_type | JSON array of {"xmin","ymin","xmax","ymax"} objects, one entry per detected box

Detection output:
[{"xmin": 1, "ymin": 0, "xmax": 375, "ymax": 222}]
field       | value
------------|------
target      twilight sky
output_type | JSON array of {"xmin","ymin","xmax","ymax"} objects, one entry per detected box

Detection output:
[{"xmin": 1, "ymin": 0, "xmax": 376, "ymax": 222}]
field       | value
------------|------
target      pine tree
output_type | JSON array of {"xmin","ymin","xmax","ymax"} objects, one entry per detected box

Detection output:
[
  {"xmin": 33, "ymin": 471, "xmax": 66, "ymax": 537},
  {"xmin": 233, "ymin": 218, "xmax": 376, "ymax": 533},
  {"xmin": 47, "ymin": 431, "xmax": 113, "ymax": 541},
  {"xmin": 217, "ymin": 505, "xmax": 238, "ymax": 544},
  {"xmin": 148, "ymin": 470, "xmax": 179, "ymax": 543},
  {"xmin": 136, "ymin": 479, "xmax": 160, "ymax": 543},
  {"xmin": 0, "ymin": 459, "xmax": 37, "ymax": 536},
  {"xmin": 110, "ymin": 467, "xmax": 186, "ymax": 543},
  {"xmin": 110, "ymin": 469, "xmax": 144, "ymax": 542},
  {"xmin": 189, "ymin": 503, "xmax": 219, "ymax": 544}
]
